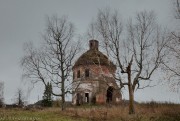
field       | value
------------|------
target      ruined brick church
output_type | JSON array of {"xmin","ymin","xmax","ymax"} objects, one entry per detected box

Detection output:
[{"xmin": 72, "ymin": 40, "xmax": 121, "ymax": 105}]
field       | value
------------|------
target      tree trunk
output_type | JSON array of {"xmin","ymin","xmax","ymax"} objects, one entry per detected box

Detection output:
[
  {"xmin": 61, "ymin": 95, "xmax": 65, "ymax": 111},
  {"xmin": 128, "ymin": 85, "xmax": 135, "ymax": 114},
  {"xmin": 60, "ymin": 52, "xmax": 65, "ymax": 111},
  {"xmin": 127, "ymin": 60, "xmax": 135, "ymax": 114},
  {"xmin": 61, "ymin": 62, "xmax": 65, "ymax": 111},
  {"xmin": 61, "ymin": 78, "xmax": 65, "ymax": 111}
]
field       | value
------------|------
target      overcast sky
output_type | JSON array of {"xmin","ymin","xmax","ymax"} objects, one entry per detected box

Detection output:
[{"xmin": 0, "ymin": 0, "xmax": 179, "ymax": 104}]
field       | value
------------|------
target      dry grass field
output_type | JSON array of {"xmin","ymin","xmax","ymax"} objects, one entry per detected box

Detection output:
[{"xmin": 0, "ymin": 102, "xmax": 180, "ymax": 121}]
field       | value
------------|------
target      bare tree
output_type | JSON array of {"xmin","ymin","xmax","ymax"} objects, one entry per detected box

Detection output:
[
  {"xmin": 92, "ymin": 9, "xmax": 169, "ymax": 114},
  {"xmin": 21, "ymin": 15, "xmax": 80, "ymax": 110},
  {"xmin": 14, "ymin": 88, "xmax": 24, "ymax": 107},
  {"xmin": 0, "ymin": 82, "xmax": 4, "ymax": 107}
]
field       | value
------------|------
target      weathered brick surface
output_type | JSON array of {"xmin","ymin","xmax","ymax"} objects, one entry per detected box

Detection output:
[{"xmin": 72, "ymin": 40, "xmax": 121, "ymax": 105}]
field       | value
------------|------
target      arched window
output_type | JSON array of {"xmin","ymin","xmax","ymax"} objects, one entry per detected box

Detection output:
[
  {"xmin": 77, "ymin": 70, "xmax": 80, "ymax": 78},
  {"xmin": 85, "ymin": 69, "xmax": 89, "ymax": 77},
  {"xmin": 106, "ymin": 86, "xmax": 113, "ymax": 103}
]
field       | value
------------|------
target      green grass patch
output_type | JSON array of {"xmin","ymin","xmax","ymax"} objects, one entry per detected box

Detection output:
[{"xmin": 0, "ymin": 103, "xmax": 180, "ymax": 121}]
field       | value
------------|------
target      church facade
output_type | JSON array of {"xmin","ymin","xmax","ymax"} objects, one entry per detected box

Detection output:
[{"xmin": 72, "ymin": 40, "xmax": 121, "ymax": 105}]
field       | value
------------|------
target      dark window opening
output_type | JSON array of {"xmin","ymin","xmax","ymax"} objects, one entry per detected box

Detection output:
[
  {"xmin": 106, "ymin": 86, "xmax": 113, "ymax": 103},
  {"xmin": 85, "ymin": 93, "xmax": 89, "ymax": 103},
  {"xmin": 85, "ymin": 69, "xmax": 89, "ymax": 77},
  {"xmin": 90, "ymin": 42, "xmax": 93, "ymax": 48},
  {"xmin": 77, "ymin": 70, "xmax": 80, "ymax": 78}
]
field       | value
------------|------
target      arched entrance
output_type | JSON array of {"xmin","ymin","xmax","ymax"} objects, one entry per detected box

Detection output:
[{"xmin": 106, "ymin": 86, "xmax": 113, "ymax": 103}]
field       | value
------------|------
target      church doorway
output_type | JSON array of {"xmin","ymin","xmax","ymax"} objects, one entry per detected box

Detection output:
[
  {"xmin": 85, "ymin": 93, "xmax": 89, "ymax": 103},
  {"xmin": 106, "ymin": 86, "xmax": 113, "ymax": 103}
]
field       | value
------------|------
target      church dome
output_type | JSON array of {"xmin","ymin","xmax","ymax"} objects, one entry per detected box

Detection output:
[{"xmin": 73, "ymin": 40, "xmax": 116, "ymax": 69}]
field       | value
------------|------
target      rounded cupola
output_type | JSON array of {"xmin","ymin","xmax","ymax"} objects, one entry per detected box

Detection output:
[{"xmin": 73, "ymin": 40, "xmax": 116, "ymax": 70}]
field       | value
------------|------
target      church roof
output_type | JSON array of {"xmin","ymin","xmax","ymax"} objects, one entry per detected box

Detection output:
[{"xmin": 73, "ymin": 40, "xmax": 116, "ymax": 69}]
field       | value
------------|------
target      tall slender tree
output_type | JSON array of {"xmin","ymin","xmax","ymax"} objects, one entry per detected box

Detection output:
[
  {"xmin": 90, "ymin": 9, "xmax": 169, "ymax": 114},
  {"xmin": 21, "ymin": 15, "xmax": 80, "ymax": 110}
]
